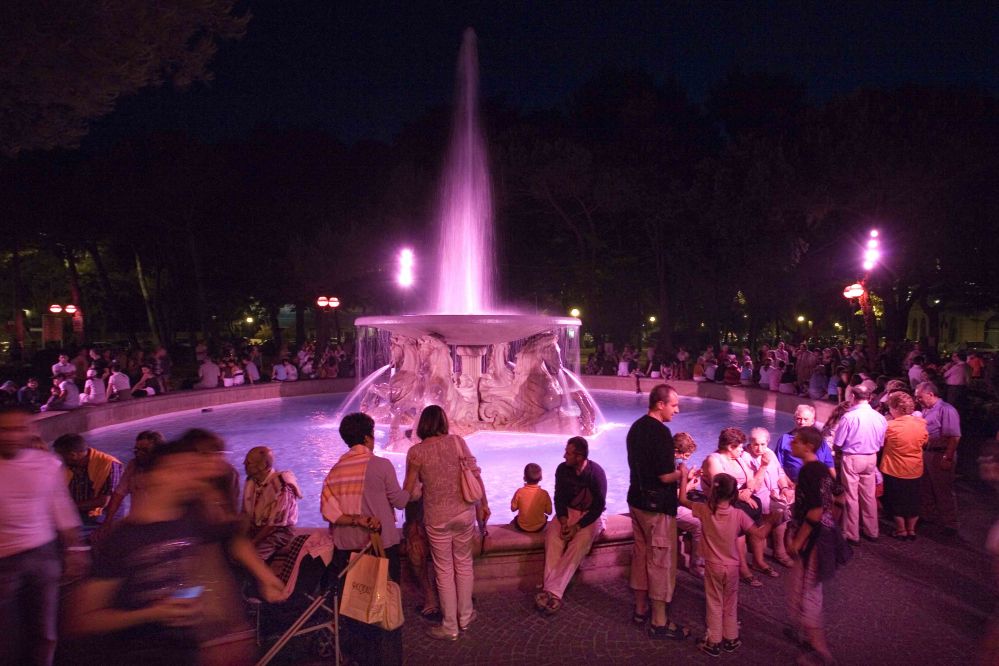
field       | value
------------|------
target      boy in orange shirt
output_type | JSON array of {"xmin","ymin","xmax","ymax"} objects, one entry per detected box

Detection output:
[{"xmin": 510, "ymin": 463, "xmax": 552, "ymax": 532}]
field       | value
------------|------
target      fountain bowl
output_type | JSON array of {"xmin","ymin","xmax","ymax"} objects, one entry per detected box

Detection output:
[{"xmin": 355, "ymin": 314, "xmax": 581, "ymax": 346}]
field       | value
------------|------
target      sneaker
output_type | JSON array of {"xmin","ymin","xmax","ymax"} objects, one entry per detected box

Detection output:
[
  {"xmin": 698, "ymin": 640, "xmax": 721, "ymax": 657},
  {"xmin": 722, "ymin": 637, "xmax": 742, "ymax": 652},
  {"xmin": 425, "ymin": 625, "xmax": 459, "ymax": 641}
]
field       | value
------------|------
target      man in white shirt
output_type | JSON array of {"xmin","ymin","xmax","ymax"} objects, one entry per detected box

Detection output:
[
  {"xmin": 832, "ymin": 383, "xmax": 887, "ymax": 544},
  {"xmin": 0, "ymin": 407, "xmax": 85, "ymax": 665},
  {"xmin": 40, "ymin": 373, "xmax": 80, "ymax": 412},
  {"xmin": 942, "ymin": 352, "xmax": 970, "ymax": 408},
  {"xmin": 194, "ymin": 356, "xmax": 221, "ymax": 389},
  {"xmin": 907, "ymin": 356, "xmax": 928, "ymax": 390},
  {"xmin": 107, "ymin": 363, "xmax": 132, "ymax": 401},
  {"xmin": 50, "ymin": 354, "xmax": 74, "ymax": 380}
]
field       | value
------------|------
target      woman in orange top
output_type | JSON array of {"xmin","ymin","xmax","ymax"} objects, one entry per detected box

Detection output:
[{"xmin": 880, "ymin": 391, "xmax": 929, "ymax": 540}]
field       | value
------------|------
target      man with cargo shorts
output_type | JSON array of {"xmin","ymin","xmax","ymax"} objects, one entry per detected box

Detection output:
[{"xmin": 626, "ymin": 384, "xmax": 689, "ymax": 640}]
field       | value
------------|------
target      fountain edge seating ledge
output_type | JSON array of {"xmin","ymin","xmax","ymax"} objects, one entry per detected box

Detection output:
[{"xmin": 31, "ymin": 375, "xmax": 834, "ymax": 592}]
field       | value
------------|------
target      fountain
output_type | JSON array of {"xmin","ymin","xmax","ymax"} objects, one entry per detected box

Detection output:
[{"xmin": 340, "ymin": 29, "xmax": 596, "ymax": 442}]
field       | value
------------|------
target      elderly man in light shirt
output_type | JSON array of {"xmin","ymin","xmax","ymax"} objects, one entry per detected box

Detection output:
[
  {"xmin": 832, "ymin": 383, "xmax": 887, "ymax": 544},
  {"xmin": 241, "ymin": 446, "xmax": 302, "ymax": 561}
]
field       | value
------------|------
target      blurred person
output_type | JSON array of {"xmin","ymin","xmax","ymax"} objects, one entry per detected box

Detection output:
[
  {"xmin": 107, "ymin": 363, "xmax": 132, "ymax": 401},
  {"xmin": 880, "ymin": 392, "xmax": 928, "ymax": 540},
  {"xmin": 79, "ymin": 368, "xmax": 107, "ymax": 405},
  {"xmin": 831, "ymin": 383, "xmax": 887, "ymax": 544},
  {"xmin": 177, "ymin": 429, "xmax": 241, "ymax": 522},
  {"xmin": 194, "ymin": 356, "xmax": 221, "ymax": 390},
  {"xmin": 130, "ymin": 364, "xmax": 159, "ymax": 398},
  {"xmin": 241, "ymin": 446, "xmax": 301, "ymax": 561},
  {"xmin": 673, "ymin": 432, "xmax": 705, "ymax": 577},
  {"xmin": 907, "ymin": 355, "xmax": 929, "ymax": 390},
  {"xmin": 40, "ymin": 372, "xmax": 80, "ymax": 412},
  {"xmin": 94, "ymin": 431, "xmax": 166, "ymax": 541},
  {"xmin": 153, "ymin": 346, "xmax": 172, "ymax": 394},
  {"xmin": 403, "ymin": 497, "xmax": 441, "ymax": 622},
  {"xmin": 271, "ymin": 358, "xmax": 288, "ymax": 382},
  {"xmin": 240, "ymin": 355, "xmax": 260, "ymax": 385},
  {"xmin": 537, "ymin": 437, "xmax": 606, "ymax": 615},
  {"xmin": 51, "ymin": 353, "xmax": 74, "ymax": 380},
  {"xmin": 807, "ymin": 365, "xmax": 828, "ymax": 400},
  {"xmin": 626, "ymin": 384, "xmax": 689, "ymax": 639},
  {"xmin": 784, "ymin": 426, "xmax": 840, "ymax": 665},
  {"xmin": 64, "ymin": 438, "xmax": 284, "ymax": 665},
  {"xmin": 0, "ymin": 380, "xmax": 18, "ymax": 406},
  {"xmin": 0, "ymin": 407, "xmax": 86, "ymax": 666},
  {"xmin": 53, "ymin": 434, "xmax": 123, "ymax": 529},
  {"xmin": 914, "ymin": 381, "xmax": 961, "ymax": 537},
  {"xmin": 323, "ymin": 412, "xmax": 408, "ymax": 664},
  {"xmin": 18, "ymin": 377, "xmax": 44, "ymax": 412},
  {"xmin": 510, "ymin": 462, "xmax": 552, "ymax": 533},
  {"xmin": 281, "ymin": 358, "xmax": 299, "ymax": 382},
  {"xmin": 403, "ymin": 405, "xmax": 489, "ymax": 640},
  {"xmin": 942, "ymin": 351, "xmax": 970, "ymax": 409}
]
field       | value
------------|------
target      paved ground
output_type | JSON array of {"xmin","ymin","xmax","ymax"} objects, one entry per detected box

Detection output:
[{"xmin": 272, "ymin": 478, "xmax": 996, "ymax": 665}]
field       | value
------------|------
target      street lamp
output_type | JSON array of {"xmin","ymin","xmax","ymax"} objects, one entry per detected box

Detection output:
[
  {"xmin": 844, "ymin": 228, "xmax": 881, "ymax": 365},
  {"xmin": 569, "ymin": 307, "xmax": 581, "ymax": 318},
  {"xmin": 316, "ymin": 295, "xmax": 342, "ymax": 344}
]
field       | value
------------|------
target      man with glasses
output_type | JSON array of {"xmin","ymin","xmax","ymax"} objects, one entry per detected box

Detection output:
[
  {"xmin": 914, "ymin": 382, "xmax": 961, "ymax": 537},
  {"xmin": 771, "ymin": 405, "xmax": 836, "ymax": 483},
  {"xmin": 241, "ymin": 446, "xmax": 301, "ymax": 561}
]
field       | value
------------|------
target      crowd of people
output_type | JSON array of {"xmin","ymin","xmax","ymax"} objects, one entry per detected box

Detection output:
[
  {"xmin": 584, "ymin": 339, "xmax": 992, "ymax": 410},
  {"xmin": 0, "ymin": 361, "xmax": 974, "ymax": 664},
  {"xmin": 0, "ymin": 338, "xmax": 356, "ymax": 412}
]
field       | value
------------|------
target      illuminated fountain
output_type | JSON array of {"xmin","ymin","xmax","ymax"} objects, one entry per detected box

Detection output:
[{"xmin": 338, "ymin": 29, "xmax": 596, "ymax": 442}]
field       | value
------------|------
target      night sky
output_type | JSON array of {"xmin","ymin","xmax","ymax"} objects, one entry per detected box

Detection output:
[{"xmin": 84, "ymin": 1, "xmax": 998, "ymax": 147}]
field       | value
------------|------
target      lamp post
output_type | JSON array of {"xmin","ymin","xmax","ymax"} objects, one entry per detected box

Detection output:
[
  {"xmin": 317, "ymin": 296, "xmax": 341, "ymax": 347},
  {"xmin": 843, "ymin": 229, "xmax": 881, "ymax": 368}
]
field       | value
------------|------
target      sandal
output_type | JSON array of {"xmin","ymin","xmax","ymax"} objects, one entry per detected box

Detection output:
[
  {"xmin": 649, "ymin": 621, "xmax": 690, "ymax": 640},
  {"xmin": 751, "ymin": 564, "xmax": 780, "ymax": 578},
  {"xmin": 543, "ymin": 594, "xmax": 562, "ymax": 615},
  {"xmin": 892, "ymin": 531, "xmax": 907, "ymax": 541},
  {"xmin": 534, "ymin": 591, "xmax": 550, "ymax": 612},
  {"xmin": 419, "ymin": 606, "xmax": 443, "ymax": 622},
  {"xmin": 632, "ymin": 608, "xmax": 650, "ymax": 624},
  {"xmin": 741, "ymin": 575, "xmax": 763, "ymax": 588},
  {"xmin": 775, "ymin": 556, "xmax": 795, "ymax": 568}
]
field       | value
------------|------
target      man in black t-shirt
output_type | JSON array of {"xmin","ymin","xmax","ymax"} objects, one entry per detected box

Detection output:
[{"xmin": 626, "ymin": 384, "xmax": 689, "ymax": 640}]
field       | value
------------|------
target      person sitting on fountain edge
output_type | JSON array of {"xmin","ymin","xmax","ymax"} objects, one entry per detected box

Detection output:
[{"xmin": 535, "ymin": 437, "xmax": 606, "ymax": 615}]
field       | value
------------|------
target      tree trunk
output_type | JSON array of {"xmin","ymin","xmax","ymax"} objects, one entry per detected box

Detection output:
[
  {"xmin": 134, "ymin": 250, "xmax": 161, "ymax": 347},
  {"xmin": 268, "ymin": 304, "xmax": 283, "ymax": 350},
  {"xmin": 186, "ymin": 226, "xmax": 210, "ymax": 338},
  {"xmin": 87, "ymin": 241, "xmax": 139, "ymax": 345},
  {"xmin": 295, "ymin": 302, "xmax": 306, "ymax": 344},
  {"xmin": 60, "ymin": 246, "xmax": 86, "ymax": 343},
  {"xmin": 11, "ymin": 238, "xmax": 24, "ymax": 359}
]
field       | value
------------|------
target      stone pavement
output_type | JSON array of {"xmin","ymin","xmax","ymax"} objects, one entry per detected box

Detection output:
[{"xmin": 274, "ymin": 480, "xmax": 996, "ymax": 665}]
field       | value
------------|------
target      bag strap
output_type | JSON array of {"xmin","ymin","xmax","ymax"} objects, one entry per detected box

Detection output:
[{"xmin": 369, "ymin": 531, "xmax": 386, "ymax": 558}]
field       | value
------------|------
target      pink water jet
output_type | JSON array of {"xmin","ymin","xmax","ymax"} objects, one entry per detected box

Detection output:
[{"xmin": 433, "ymin": 28, "xmax": 495, "ymax": 314}]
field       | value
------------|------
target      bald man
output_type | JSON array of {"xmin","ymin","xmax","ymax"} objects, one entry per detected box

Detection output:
[{"xmin": 241, "ymin": 446, "xmax": 301, "ymax": 561}]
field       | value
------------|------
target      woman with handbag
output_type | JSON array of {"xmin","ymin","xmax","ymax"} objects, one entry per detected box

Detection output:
[{"xmin": 404, "ymin": 405, "xmax": 491, "ymax": 640}]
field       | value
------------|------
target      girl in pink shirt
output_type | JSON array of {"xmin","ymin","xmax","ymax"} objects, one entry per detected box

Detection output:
[{"xmin": 680, "ymin": 470, "xmax": 776, "ymax": 657}]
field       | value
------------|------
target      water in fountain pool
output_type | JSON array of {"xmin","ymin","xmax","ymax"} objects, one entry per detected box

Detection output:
[{"xmin": 82, "ymin": 390, "xmax": 795, "ymax": 527}]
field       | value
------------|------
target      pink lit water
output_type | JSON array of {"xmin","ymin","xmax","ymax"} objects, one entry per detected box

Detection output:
[
  {"xmin": 433, "ymin": 28, "xmax": 494, "ymax": 314},
  {"xmin": 82, "ymin": 390, "xmax": 794, "ymax": 527}
]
